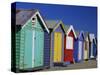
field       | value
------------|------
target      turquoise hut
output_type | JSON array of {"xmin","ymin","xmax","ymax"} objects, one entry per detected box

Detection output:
[{"xmin": 11, "ymin": 9, "xmax": 49, "ymax": 72}]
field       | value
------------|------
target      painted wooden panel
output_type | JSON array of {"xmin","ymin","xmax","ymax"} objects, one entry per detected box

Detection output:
[
  {"xmin": 44, "ymin": 31, "xmax": 50, "ymax": 67},
  {"xmin": 54, "ymin": 32, "xmax": 58, "ymax": 62},
  {"xmin": 39, "ymin": 30, "xmax": 44, "ymax": 66},
  {"xmin": 84, "ymin": 41, "xmax": 89, "ymax": 59},
  {"xmin": 93, "ymin": 43, "xmax": 97, "ymax": 58},
  {"xmin": 24, "ymin": 29, "xmax": 32, "ymax": 69},
  {"xmin": 16, "ymin": 31, "xmax": 20, "ymax": 68},
  {"xmin": 54, "ymin": 32, "xmax": 62, "ymax": 62},
  {"xmin": 19, "ymin": 30, "xmax": 25, "ymax": 69},
  {"xmin": 64, "ymin": 30, "xmax": 74, "ymax": 62},
  {"xmin": 73, "ymin": 39, "xmax": 78, "ymax": 62},
  {"xmin": 57, "ymin": 33, "xmax": 62, "ymax": 62},
  {"xmin": 78, "ymin": 41, "xmax": 82, "ymax": 60},
  {"xmin": 34, "ymin": 29, "xmax": 44, "ymax": 67},
  {"xmin": 32, "ymin": 30, "xmax": 35, "ymax": 67},
  {"xmin": 90, "ymin": 43, "xmax": 94, "ymax": 58},
  {"xmin": 66, "ymin": 36, "xmax": 73, "ymax": 49}
]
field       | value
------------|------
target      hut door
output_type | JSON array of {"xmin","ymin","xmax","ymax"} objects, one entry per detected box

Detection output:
[
  {"xmin": 34, "ymin": 29, "xmax": 44, "ymax": 67},
  {"xmin": 57, "ymin": 33, "xmax": 62, "ymax": 62},
  {"xmin": 90, "ymin": 43, "xmax": 93, "ymax": 58},
  {"xmin": 54, "ymin": 32, "xmax": 62, "ymax": 62},
  {"xmin": 78, "ymin": 41, "xmax": 82, "ymax": 60},
  {"xmin": 24, "ymin": 29, "xmax": 33, "ymax": 69}
]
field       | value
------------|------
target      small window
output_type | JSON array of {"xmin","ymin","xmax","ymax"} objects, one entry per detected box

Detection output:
[
  {"xmin": 32, "ymin": 17, "xmax": 36, "ymax": 25},
  {"xmin": 32, "ymin": 18, "xmax": 35, "ymax": 20},
  {"xmin": 66, "ymin": 36, "xmax": 73, "ymax": 49}
]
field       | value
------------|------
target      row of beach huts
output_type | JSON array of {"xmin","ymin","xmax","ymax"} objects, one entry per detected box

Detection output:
[{"xmin": 11, "ymin": 9, "xmax": 97, "ymax": 72}]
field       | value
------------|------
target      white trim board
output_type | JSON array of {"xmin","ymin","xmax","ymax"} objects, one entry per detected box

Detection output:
[{"xmin": 66, "ymin": 25, "xmax": 77, "ymax": 39}]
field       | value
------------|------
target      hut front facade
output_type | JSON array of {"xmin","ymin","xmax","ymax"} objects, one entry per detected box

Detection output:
[
  {"xmin": 89, "ymin": 34, "xmax": 96, "ymax": 59},
  {"xmin": 74, "ymin": 31, "xmax": 84, "ymax": 62},
  {"xmin": 84, "ymin": 33, "xmax": 90, "ymax": 60},
  {"xmin": 12, "ymin": 9, "xmax": 50, "ymax": 72},
  {"xmin": 46, "ymin": 20, "xmax": 65, "ymax": 66},
  {"xmin": 64, "ymin": 25, "xmax": 77, "ymax": 64}
]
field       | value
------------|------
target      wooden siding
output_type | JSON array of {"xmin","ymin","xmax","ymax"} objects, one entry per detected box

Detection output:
[
  {"xmin": 17, "ymin": 15, "xmax": 44, "ymax": 70},
  {"xmin": 44, "ymin": 31, "xmax": 50, "ymax": 67}
]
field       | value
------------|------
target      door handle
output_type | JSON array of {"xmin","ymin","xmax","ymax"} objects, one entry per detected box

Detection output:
[{"xmin": 34, "ymin": 37, "xmax": 36, "ymax": 39}]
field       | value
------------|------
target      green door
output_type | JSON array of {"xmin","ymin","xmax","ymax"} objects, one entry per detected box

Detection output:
[
  {"xmin": 34, "ymin": 29, "xmax": 44, "ymax": 67},
  {"xmin": 24, "ymin": 29, "xmax": 33, "ymax": 69}
]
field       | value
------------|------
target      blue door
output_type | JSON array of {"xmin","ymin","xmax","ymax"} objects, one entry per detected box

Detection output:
[{"xmin": 78, "ymin": 41, "xmax": 82, "ymax": 61}]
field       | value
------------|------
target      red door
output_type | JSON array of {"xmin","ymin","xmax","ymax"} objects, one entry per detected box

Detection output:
[{"xmin": 64, "ymin": 31, "xmax": 74, "ymax": 63}]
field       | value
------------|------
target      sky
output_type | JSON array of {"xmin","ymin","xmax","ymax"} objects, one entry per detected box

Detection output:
[{"xmin": 14, "ymin": 2, "xmax": 97, "ymax": 36}]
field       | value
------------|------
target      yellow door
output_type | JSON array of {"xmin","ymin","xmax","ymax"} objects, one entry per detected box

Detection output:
[
  {"xmin": 54, "ymin": 33, "xmax": 58, "ymax": 62},
  {"xmin": 54, "ymin": 32, "xmax": 62, "ymax": 62},
  {"xmin": 57, "ymin": 33, "xmax": 62, "ymax": 62}
]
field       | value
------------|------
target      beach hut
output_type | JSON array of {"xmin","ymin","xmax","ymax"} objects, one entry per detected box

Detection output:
[
  {"xmin": 45, "ymin": 20, "xmax": 66, "ymax": 66},
  {"xmin": 12, "ymin": 9, "xmax": 50, "ymax": 72},
  {"xmin": 89, "ymin": 34, "xmax": 95, "ymax": 59},
  {"xmin": 83, "ymin": 32, "xmax": 90, "ymax": 61},
  {"xmin": 64, "ymin": 25, "xmax": 77, "ymax": 64},
  {"xmin": 74, "ymin": 31, "xmax": 85, "ymax": 62}
]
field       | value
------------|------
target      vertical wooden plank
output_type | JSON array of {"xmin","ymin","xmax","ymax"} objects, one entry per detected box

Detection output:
[
  {"xmin": 78, "ymin": 41, "xmax": 82, "ymax": 60},
  {"xmin": 90, "ymin": 43, "xmax": 93, "ymax": 58},
  {"xmin": 38, "ymin": 30, "xmax": 43, "ymax": 66},
  {"xmin": 32, "ymin": 30, "xmax": 35, "ymax": 67},
  {"xmin": 16, "ymin": 31, "xmax": 20, "ymax": 68},
  {"xmin": 44, "ymin": 31, "xmax": 50, "ymax": 67},
  {"xmin": 24, "ymin": 29, "xmax": 32, "ymax": 69},
  {"xmin": 34, "ymin": 30, "xmax": 39, "ymax": 67},
  {"xmin": 19, "ymin": 30, "xmax": 25, "ymax": 69},
  {"xmin": 34, "ymin": 29, "xmax": 44, "ymax": 67}
]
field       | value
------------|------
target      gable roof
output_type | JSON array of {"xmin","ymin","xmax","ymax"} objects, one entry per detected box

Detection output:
[
  {"xmin": 45, "ymin": 20, "xmax": 59, "ymax": 29},
  {"xmin": 16, "ymin": 9, "xmax": 37, "ymax": 25},
  {"xmin": 64, "ymin": 25, "xmax": 77, "ymax": 39},
  {"xmin": 16, "ymin": 9, "xmax": 49, "ymax": 33},
  {"xmin": 45, "ymin": 20, "xmax": 66, "ymax": 33},
  {"xmin": 76, "ymin": 31, "xmax": 85, "ymax": 39}
]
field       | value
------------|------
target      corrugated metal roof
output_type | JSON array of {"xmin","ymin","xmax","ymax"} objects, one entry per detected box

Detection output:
[
  {"xmin": 45, "ymin": 20, "xmax": 60, "ymax": 29},
  {"xmin": 16, "ymin": 9, "xmax": 37, "ymax": 25}
]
